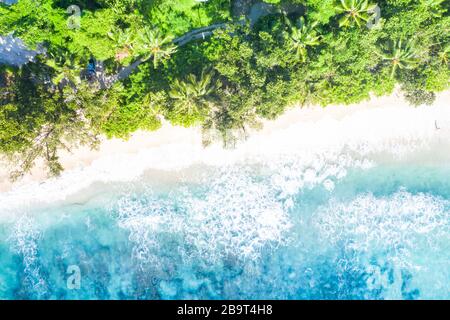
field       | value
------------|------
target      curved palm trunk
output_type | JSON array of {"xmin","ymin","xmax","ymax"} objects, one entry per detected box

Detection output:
[
  {"xmin": 103, "ymin": 58, "xmax": 142, "ymax": 87},
  {"xmin": 116, "ymin": 58, "xmax": 143, "ymax": 82},
  {"xmin": 173, "ymin": 23, "xmax": 228, "ymax": 46}
]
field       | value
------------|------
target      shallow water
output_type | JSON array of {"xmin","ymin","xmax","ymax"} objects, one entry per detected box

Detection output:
[{"xmin": 0, "ymin": 161, "xmax": 448, "ymax": 300}]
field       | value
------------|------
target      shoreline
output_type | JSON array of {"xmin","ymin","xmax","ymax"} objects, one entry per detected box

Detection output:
[{"xmin": 1, "ymin": 89, "xmax": 450, "ymax": 194}]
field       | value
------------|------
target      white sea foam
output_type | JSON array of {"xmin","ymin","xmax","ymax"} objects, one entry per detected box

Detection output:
[
  {"xmin": 312, "ymin": 190, "xmax": 450, "ymax": 298},
  {"xmin": 8, "ymin": 214, "xmax": 49, "ymax": 296},
  {"xmin": 313, "ymin": 191, "xmax": 450, "ymax": 266},
  {"xmin": 0, "ymin": 100, "xmax": 449, "ymax": 216},
  {"xmin": 113, "ymin": 168, "xmax": 292, "ymax": 263}
]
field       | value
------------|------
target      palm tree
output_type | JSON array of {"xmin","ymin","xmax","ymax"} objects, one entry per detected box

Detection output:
[
  {"xmin": 419, "ymin": 0, "xmax": 447, "ymax": 18},
  {"xmin": 169, "ymin": 70, "xmax": 216, "ymax": 116},
  {"xmin": 135, "ymin": 27, "xmax": 177, "ymax": 68},
  {"xmin": 286, "ymin": 17, "xmax": 321, "ymax": 63},
  {"xmin": 108, "ymin": 28, "xmax": 135, "ymax": 62},
  {"xmin": 375, "ymin": 39, "xmax": 420, "ymax": 78},
  {"xmin": 335, "ymin": 0, "xmax": 377, "ymax": 28},
  {"xmin": 108, "ymin": 28, "xmax": 134, "ymax": 48}
]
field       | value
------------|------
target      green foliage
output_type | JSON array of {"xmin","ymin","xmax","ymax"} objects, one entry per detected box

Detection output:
[
  {"xmin": 302, "ymin": 0, "xmax": 337, "ymax": 24},
  {"xmin": 168, "ymin": 70, "xmax": 217, "ymax": 126},
  {"xmin": 403, "ymin": 88, "xmax": 436, "ymax": 106},
  {"xmin": 0, "ymin": 0, "xmax": 449, "ymax": 178},
  {"xmin": 376, "ymin": 39, "xmax": 420, "ymax": 78},
  {"xmin": 335, "ymin": 0, "xmax": 378, "ymax": 28},
  {"xmin": 285, "ymin": 17, "xmax": 322, "ymax": 63},
  {"xmin": 0, "ymin": 61, "xmax": 101, "ymax": 179},
  {"xmin": 135, "ymin": 27, "xmax": 178, "ymax": 68},
  {"xmin": 419, "ymin": 0, "xmax": 448, "ymax": 18}
]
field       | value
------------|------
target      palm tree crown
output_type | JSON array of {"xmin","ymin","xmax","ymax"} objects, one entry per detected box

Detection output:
[
  {"xmin": 169, "ymin": 71, "xmax": 216, "ymax": 116},
  {"xmin": 376, "ymin": 39, "xmax": 420, "ymax": 78},
  {"xmin": 135, "ymin": 27, "xmax": 177, "ymax": 68},
  {"xmin": 335, "ymin": 0, "xmax": 378, "ymax": 28},
  {"xmin": 287, "ymin": 17, "xmax": 321, "ymax": 63},
  {"xmin": 108, "ymin": 28, "xmax": 134, "ymax": 49},
  {"xmin": 108, "ymin": 28, "xmax": 135, "ymax": 61}
]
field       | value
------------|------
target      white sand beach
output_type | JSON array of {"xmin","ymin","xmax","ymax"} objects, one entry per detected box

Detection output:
[{"xmin": 1, "ymin": 89, "xmax": 449, "ymax": 194}]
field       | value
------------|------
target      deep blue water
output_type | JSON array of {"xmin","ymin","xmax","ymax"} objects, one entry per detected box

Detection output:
[{"xmin": 0, "ymin": 164, "xmax": 449, "ymax": 299}]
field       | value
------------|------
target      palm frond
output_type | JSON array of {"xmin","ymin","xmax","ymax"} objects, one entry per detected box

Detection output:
[{"xmin": 335, "ymin": 0, "xmax": 377, "ymax": 28}]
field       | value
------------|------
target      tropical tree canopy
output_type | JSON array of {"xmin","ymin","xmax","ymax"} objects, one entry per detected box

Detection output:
[
  {"xmin": 335, "ymin": 0, "xmax": 378, "ymax": 28},
  {"xmin": 169, "ymin": 70, "xmax": 217, "ymax": 118},
  {"xmin": 376, "ymin": 39, "xmax": 420, "ymax": 78},
  {"xmin": 135, "ymin": 27, "xmax": 178, "ymax": 68},
  {"xmin": 0, "ymin": 0, "xmax": 448, "ymax": 177},
  {"xmin": 286, "ymin": 17, "xmax": 322, "ymax": 62}
]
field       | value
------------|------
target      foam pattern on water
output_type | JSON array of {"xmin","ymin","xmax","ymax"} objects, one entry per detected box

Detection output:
[
  {"xmin": 7, "ymin": 215, "xmax": 50, "ymax": 298},
  {"xmin": 311, "ymin": 191, "xmax": 450, "ymax": 299},
  {"xmin": 314, "ymin": 191, "xmax": 449, "ymax": 255},
  {"xmin": 113, "ymin": 167, "xmax": 292, "ymax": 265}
]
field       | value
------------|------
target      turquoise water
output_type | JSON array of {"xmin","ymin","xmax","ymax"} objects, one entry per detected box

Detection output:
[{"xmin": 0, "ymin": 163, "xmax": 449, "ymax": 300}]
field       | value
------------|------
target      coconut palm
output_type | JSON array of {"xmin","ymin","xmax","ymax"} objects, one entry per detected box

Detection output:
[
  {"xmin": 135, "ymin": 27, "xmax": 177, "ymax": 68},
  {"xmin": 108, "ymin": 28, "xmax": 135, "ymax": 61},
  {"xmin": 169, "ymin": 70, "xmax": 216, "ymax": 116},
  {"xmin": 419, "ymin": 0, "xmax": 447, "ymax": 18},
  {"xmin": 287, "ymin": 17, "xmax": 321, "ymax": 63},
  {"xmin": 108, "ymin": 28, "xmax": 134, "ymax": 48},
  {"xmin": 335, "ymin": 0, "xmax": 378, "ymax": 28},
  {"xmin": 375, "ymin": 39, "xmax": 420, "ymax": 78}
]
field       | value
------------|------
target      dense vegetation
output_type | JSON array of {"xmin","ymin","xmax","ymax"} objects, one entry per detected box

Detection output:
[{"xmin": 1, "ymin": 0, "xmax": 449, "ymax": 178}]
